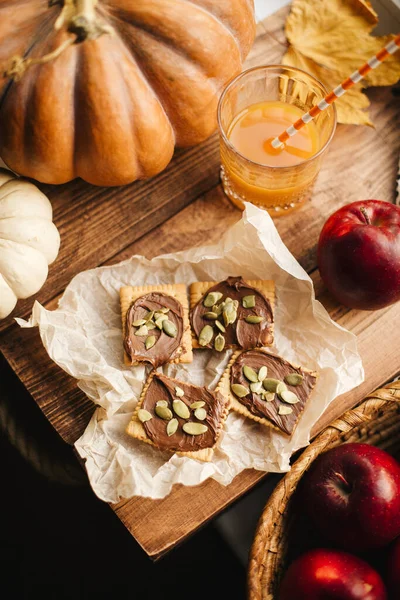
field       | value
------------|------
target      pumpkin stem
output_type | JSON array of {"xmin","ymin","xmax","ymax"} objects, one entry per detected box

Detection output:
[{"xmin": 3, "ymin": 0, "xmax": 112, "ymax": 81}]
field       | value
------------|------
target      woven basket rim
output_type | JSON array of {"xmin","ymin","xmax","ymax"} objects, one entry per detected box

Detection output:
[{"xmin": 248, "ymin": 379, "xmax": 400, "ymax": 600}]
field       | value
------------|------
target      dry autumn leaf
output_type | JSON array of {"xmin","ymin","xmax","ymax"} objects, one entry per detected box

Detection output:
[{"xmin": 283, "ymin": 0, "xmax": 400, "ymax": 126}]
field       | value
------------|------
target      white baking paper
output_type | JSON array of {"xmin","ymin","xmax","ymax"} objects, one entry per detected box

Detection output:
[{"xmin": 18, "ymin": 203, "xmax": 364, "ymax": 502}]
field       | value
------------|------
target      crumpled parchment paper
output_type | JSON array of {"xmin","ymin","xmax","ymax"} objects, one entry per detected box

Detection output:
[{"xmin": 18, "ymin": 203, "xmax": 364, "ymax": 502}]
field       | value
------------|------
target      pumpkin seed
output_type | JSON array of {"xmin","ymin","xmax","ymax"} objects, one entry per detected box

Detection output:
[
  {"xmin": 204, "ymin": 292, "xmax": 223, "ymax": 307},
  {"xmin": 173, "ymin": 399, "xmax": 190, "ymax": 419},
  {"xmin": 242, "ymin": 295, "xmax": 256, "ymax": 309},
  {"xmin": 278, "ymin": 405, "xmax": 293, "ymax": 415},
  {"xmin": 223, "ymin": 305, "xmax": 237, "ymax": 326},
  {"xmin": 138, "ymin": 409, "xmax": 152, "ymax": 423},
  {"xmin": 155, "ymin": 317, "xmax": 166, "ymax": 329},
  {"xmin": 145, "ymin": 335, "xmax": 156, "ymax": 350},
  {"xmin": 145, "ymin": 311, "xmax": 155, "ymax": 321},
  {"xmin": 258, "ymin": 366, "xmax": 268, "ymax": 381},
  {"xmin": 243, "ymin": 365, "xmax": 259, "ymax": 383},
  {"xmin": 198, "ymin": 325, "xmax": 213, "ymax": 346},
  {"xmin": 146, "ymin": 321, "xmax": 156, "ymax": 330},
  {"xmin": 231, "ymin": 383, "xmax": 250, "ymax": 398},
  {"xmin": 212, "ymin": 303, "xmax": 223, "ymax": 316},
  {"xmin": 175, "ymin": 386, "xmax": 184, "ymax": 397},
  {"xmin": 154, "ymin": 313, "xmax": 168, "ymax": 324},
  {"xmin": 194, "ymin": 407, "xmax": 207, "ymax": 421},
  {"xmin": 156, "ymin": 400, "xmax": 168, "ymax": 408},
  {"xmin": 225, "ymin": 297, "xmax": 233, "ymax": 304},
  {"xmin": 155, "ymin": 405, "xmax": 173, "ymax": 420},
  {"xmin": 159, "ymin": 307, "xmax": 170, "ymax": 314},
  {"xmin": 280, "ymin": 390, "xmax": 299, "ymax": 404},
  {"xmin": 190, "ymin": 401, "xmax": 205, "ymax": 410},
  {"xmin": 204, "ymin": 311, "xmax": 218, "ymax": 320},
  {"xmin": 245, "ymin": 315, "xmax": 264, "ymax": 324},
  {"xmin": 233, "ymin": 300, "xmax": 239, "ymax": 310},
  {"xmin": 284, "ymin": 373, "xmax": 304, "ymax": 386},
  {"xmin": 276, "ymin": 382, "xmax": 288, "ymax": 395},
  {"xmin": 262, "ymin": 392, "xmax": 275, "ymax": 402},
  {"xmin": 250, "ymin": 381, "xmax": 263, "ymax": 394},
  {"xmin": 215, "ymin": 321, "xmax": 226, "ymax": 333},
  {"xmin": 135, "ymin": 325, "xmax": 149, "ymax": 337},
  {"xmin": 167, "ymin": 418, "xmax": 179, "ymax": 436},
  {"xmin": 263, "ymin": 378, "xmax": 282, "ymax": 392},
  {"xmin": 162, "ymin": 320, "xmax": 177, "ymax": 338},
  {"xmin": 183, "ymin": 422, "xmax": 208, "ymax": 435},
  {"xmin": 214, "ymin": 334, "xmax": 225, "ymax": 352},
  {"xmin": 132, "ymin": 319, "xmax": 146, "ymax": 327}
]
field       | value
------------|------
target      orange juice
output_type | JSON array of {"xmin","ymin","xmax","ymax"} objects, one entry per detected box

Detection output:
[{"xmin": 227, "ymin": 101, "xmax": 320, "ymax": 168}]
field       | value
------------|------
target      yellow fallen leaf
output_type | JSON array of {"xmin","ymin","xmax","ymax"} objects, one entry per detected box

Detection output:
[{"xmin": 283, "ymin": 0, "xmax": 400, "ymax": 126}]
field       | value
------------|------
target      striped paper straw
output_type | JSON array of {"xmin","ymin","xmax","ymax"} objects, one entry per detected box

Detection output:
[{"xmin": 271, "ymin": 34, "xmax": 400, "ymax": 149}]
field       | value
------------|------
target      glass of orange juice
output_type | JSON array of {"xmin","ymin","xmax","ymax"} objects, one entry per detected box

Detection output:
[{"xmin": 217, "ymin": 65, "xmax": 337, "ymax": 215}]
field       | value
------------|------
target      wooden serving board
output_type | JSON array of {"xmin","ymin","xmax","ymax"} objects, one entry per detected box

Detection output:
[{"xmin": 1, "ymin": 8, "xmax": 400, "ymax": 559}]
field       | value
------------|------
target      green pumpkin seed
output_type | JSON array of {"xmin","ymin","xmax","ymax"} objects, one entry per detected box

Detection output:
[
  {"xmin": 155, "ymin": 317, "xmax": 166, "ymax": 329},
  {"xmin": 212, "ymin": 303, "xmax": 223, "ymax": 316},
  {"xmin": 223, "ymin": 305, "xmax": 237, "ymax": 326},
  {"xmin": 156, "ymin": 400, "xmax": 168, "ymax": 408},
  {"xmin": 145, "ymin": 311, "xmax": 154, "ymax": 321},
  {"xmin": 173, "ymin": 399, "xmax": 190, "ymax": 419},
  {"xmin": 183, "ymin": 422, "xmax": 208, "ymax": 435},
  {"xmin": 167, "ymin": 418, "xmax": 179, "ymax": 436},
  {"xmin": 135, "ymin": 325, "xmax": 149, "ymax": 337},
  {"xmin": 204, "ymin": 312, "xmax": 218, "ymax": 320},
  {"xmin": 132, "ymin": 319, "xmax": 146, "ymax": 327},
  {"xmin": 233, "ymin": 300, "xmax": 239, "ymax": 309},
  {"xmin": 138, "ymin": 409, "xmax": 152, "ymax": 423},
  {"xmin": 214, "ymin": 334, "xmax": 225, "ymax": 352},
  {"xmin": 263, "ymin": 378, "xmax": 282, "ymax": 392},
  {"xmin": 231, "ymin": 383, "xmax": 250, "ymax": 398},
  {"xmin": 243, "ymin": 365, "xmax": 259, "ymax": 383},
  {"xmin": 145, "ymin": 335, "xmax": 156, "ymax": 350},
  {"xmin": 245, "ymin": 315, "xmax": 264, "ymax": 324},
  {"xmin": 278, "ymin": 405, "xmax": 293, "ymax": 415},
  {"xmin": 215, "ymin": 321, "xmax": 226, "ymax": 333},
  {"xmin": 225, "ymin": 297, "xmax": 233, "ymax": 304},
  {"xmin": 262, "ymin": 392, "xmax": 275, "ymax": 402},
  {"xmin": 190, "ymin": 401, "xmax": 205, "ymax": 410},
  {"xmin": 146, "ymin": 321, "xmax": 157, "ymax": 330},
  {"xmin": 204, "ymin": 292, "xmax": 223, "ymax": 307},
  {"xmin": 284, "ymin": 373, "xmax": 304, "ymax": 387},
  {"xmin": 258, "ymin": 366, "xmax": 268, "ymax": 381},
  {"xmin": 194, "ymin": 407, "xmax": 207, "ymax": 421},
  {"xmin": 242, "ymin": 295, "xmax": 256, "ymax": 309},
  {"xmin": 280, "ymin": 390, "xmax": 299, "ymax": 404},
  {"xmin": 162, "ymin": 320, "xmax": 177, "ymax": 338},
  {"xmin": 175, "ymin": 386, "xmax": 184, "ymax": 397},
  {"xmin": 276, "ymin": 382, "xmax": 288, "ymax": 395},
  {"xmin": 155, "ymin": 405, "xmax": 173, "ymax": 420},
  {"xmin": 250, "ymin": 381, "xmax": 263, "ymax": 394},
  {"xmin": 199, "ymin": 325, "xmax": 213, "ymax": 346},
  {"xmin": 159, "ymin": 307, "xmax": 170, "ymax": 314},
  {"xmin": 154, "ymin": 313, "xmax": 168, "ymax": 324}
]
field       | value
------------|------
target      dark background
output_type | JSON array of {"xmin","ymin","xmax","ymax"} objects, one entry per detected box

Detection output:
[{"xmin": 0, "ymin": 356, "xmax": 246, "ymax": 600}]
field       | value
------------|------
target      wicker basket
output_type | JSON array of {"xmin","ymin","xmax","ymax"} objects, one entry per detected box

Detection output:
[{"xmin": 248, "ymin": 380, "xmax": 400, "ymax": 600}]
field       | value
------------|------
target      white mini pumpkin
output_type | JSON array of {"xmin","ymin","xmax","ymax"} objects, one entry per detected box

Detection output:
[{"xmin": 0, "ymin": 169, "xmax": 60, "ymax": 318}]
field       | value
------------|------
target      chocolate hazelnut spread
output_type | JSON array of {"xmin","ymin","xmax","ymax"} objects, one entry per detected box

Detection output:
[
  {"xmin": 230, "ymin": 349, "xmax": 317, "ymax": 435},
  {"xmin": 141, "ymin": 373, "xmax": 227, "ymax": 452},
  {"xmin": 190, "ymin": 276, "xmax": 273, "ymax": 350},
  {"xmin": 124, "ymin": 293, "xmax": 184, "ymax": 367}
]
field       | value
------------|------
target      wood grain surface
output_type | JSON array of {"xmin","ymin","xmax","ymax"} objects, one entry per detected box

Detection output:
[{"xmin": 1, "ymin": 7, "xmax": 400, "ymax": 559}]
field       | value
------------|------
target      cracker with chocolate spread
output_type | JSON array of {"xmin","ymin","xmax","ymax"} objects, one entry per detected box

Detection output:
[
  {"xmin": 120, "ymin": 284, "xmax": 192, "ymax": 367},
  {"xmin": 218, "ymin": 348, "xmax": 318, "ymax": 436},
  {"xmin": 126, "ymin": 372, "xmax": 230, "ymax": 462},
  {"xmin": 190, "ymin": 276, "xmax": 275, "ymax": 351}
]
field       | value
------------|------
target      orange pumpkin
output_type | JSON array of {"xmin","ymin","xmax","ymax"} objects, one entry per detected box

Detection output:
[{"xmin": 0, "ymin": 0, "xmax": 255, "ymax": 186}]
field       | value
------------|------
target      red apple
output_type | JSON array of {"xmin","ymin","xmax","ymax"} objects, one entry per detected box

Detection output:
[
  {"xmin": 318, "ymin": 200, "xmax": 400, "ymax": 310},
  {"xmin": 279, "ymin": 549, "xmax": 387, "ymax": 600},
  {"xmin": 387, "ymin": 537, "xmax": 400, "ymax": 599},
  {"xmin": 301, "ymin": 443, "xmax": 400, "ymax": 551}
]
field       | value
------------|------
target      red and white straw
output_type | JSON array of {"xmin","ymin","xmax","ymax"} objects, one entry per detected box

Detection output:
[{"xmin": 271, "ymin": 34, "xmax": 400, "ymax": 149}]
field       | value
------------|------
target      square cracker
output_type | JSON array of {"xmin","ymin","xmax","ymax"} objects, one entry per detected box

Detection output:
[
  {"xmin": 189, "ymin": 280, "xmax": 275, "ymax": 349},
  {"xmin": 120, "ymin": 283, "xmax": 192, "ymax": 366},
  {"xmin": 218, "ymin": 350, "xmax": 317, "ymax": 436},
  {"xmin": 126, "ymin": 372, "xmax": 230, "ymax": 462}
]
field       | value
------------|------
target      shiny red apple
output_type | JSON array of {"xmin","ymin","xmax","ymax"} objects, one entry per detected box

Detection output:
[
  {"xmin": 279, "ymin": 549, "xmax": 387, "ymax": 600},
  {"xmin": 387, "ymin": 536, "xmax": 400, "ymax": 599},
  {"xmin": 318, "ymin": 200, "xmax": 400, "ymax": 310},
  {"xmin": 301, "ymin": 443, "xmax": 400, "ymax": 551}
]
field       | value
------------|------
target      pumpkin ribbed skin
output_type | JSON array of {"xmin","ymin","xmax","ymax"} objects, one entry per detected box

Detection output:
[{"xmin": 0, "ymin": 0, "xmax": 255, "ymax": 186}]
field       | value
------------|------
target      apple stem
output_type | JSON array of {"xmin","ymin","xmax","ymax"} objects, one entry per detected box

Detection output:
[
  {"xmin": 333, "ymin": 471, "xmax": 352, "ymax": 492},
  {"xmin": 360, "ymin": 206, "xmax": 371, "ymax": 225}
]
